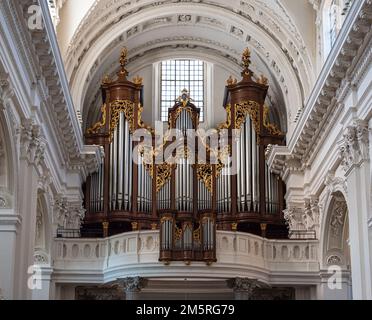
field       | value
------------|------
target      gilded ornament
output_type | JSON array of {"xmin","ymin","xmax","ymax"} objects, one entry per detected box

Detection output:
[
  {"xmin": 110, "ymin": 100, "xmax": 135, "ymax": 138},
  {"xmin": 156, "ymin": 163, "xmax": 174, "ymax": 192},
  {"xmin": 132, "ymin": 75, "xmax": 143, "ymax": 85},
  {"xmin": 119, "ymin": 47, "xmax": 128, "ymax": 77},
  {"xmin": 218, "ymin": 104, "xmax": 232, "ymax": 130},
  {"xmin": 226, "ymin": 76, "xmax": 238, "ymax": 86},
  {"xmin": 87, "ymin": 104, "xmax": 107, "ymax": 134},
  {"xmin": 102, "ymin": 74, "xmax": 112, "ymax": 85},
  {"xmin": 193, "ymin": 226, "xmax": 201, "ymax": 244},
  {"xmin": 257, "ymin": 74, "xmax": 268, "ymax": 86},
  {"xmin": 196, "ymin": 164, "xmax": 213, "ymax": 193},
  {"xmin": 175, "ymin": 225, "xmax": 183, "ymax": 241},
  {"xmin": 235, "ymin": 101, "xmax": 260, "ymax": 134},
  {"xmin": 242, "ymin": 48, "xmax": 252, "ymax": 75},
  {"xmin": 263, "ymin": 105, "xmax": 282, "ymax": 136}
]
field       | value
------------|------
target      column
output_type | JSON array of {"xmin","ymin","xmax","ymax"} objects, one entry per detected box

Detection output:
[
  {"xmin": 227, "ymin": 278, "xmax": 260, "ymax": 300},
  {"xmin": 31, "ymin": 266, "xmax": 53, "ymax": 300},
  {"xmin": 0, "ymin": 210, "xmax": 20, "ymax": 300},
  {"xmin": 119, "ymin": 277, "xmax": 148, "ymax": 300},
  {"xmin": 13, "ymin": 120, "xmax": 44, "ymax": 300},
  {"xmin": 339, "ymin": 120, "xmax": 372, "ymax": 299}
]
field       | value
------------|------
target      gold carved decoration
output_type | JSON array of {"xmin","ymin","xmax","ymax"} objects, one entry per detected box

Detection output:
[
  {"xmin": 169, "ymin": 106, "xmax": 198, "ymax": 128},
  {"xmin": 110, "ymin": 100, "xmax": 135, "ymax": 138},
  {"xmin": 175, "ymin": 225, "xmax": 183, "ymax": 241},
  {"xmin": 242, "ymin": 48, "xmax": 252, "ymax": 76},
  {"xmin": 87, "ymin": 104, "xmax": 107, "ymax": 134},
  {"xmin": 161, "ymin": 216, "xmax": 173, "ymax": 224},
  {"xmin": 196, "ymin": 164, "xmax": 213, "ymax": 193},
  {"xmin": 119, "ymin": 48, "xmax": 128, "ymax": 77},
  {"xmin": 102, "ymin": 75, "xmax": 112, "ymax": 85},
  {"xmin": 257, "ymin": 74, "xmax": 269, "ymax": 86},
  {"xmin": 235, "ymin": 101, "xmax": 260, "ymax": 134},
  {"xmin": 132, "ymin": 75, "xmax": 143, "ymax": 86},
  {"xmin": 156, "ymin": 163, "xmax": 174, "ymax": 192},
  {"xmin": 226, "ymin": 76, "xmax": 238, "ymax": 86},
  {"xmin": 218, "ymin": 104, "xmax": 232, "ymax": 130},
  {"xmin": 193, "ymin": 225, "xmax": 201, "ymax": 244},
  {"xmin": 263, "ymin": 105, "xmax": 282, "ymax": 136},
  {"xmin": 138, "ymin": 104, "xmax": 155, "ymax": 134}
]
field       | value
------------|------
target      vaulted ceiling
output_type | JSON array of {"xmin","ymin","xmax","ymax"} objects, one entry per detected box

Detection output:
[{"xmin": 56, "ymin": 0, "xmax": 318, "ymax": 134}]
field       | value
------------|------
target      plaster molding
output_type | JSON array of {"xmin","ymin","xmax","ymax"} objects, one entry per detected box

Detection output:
[
  {"xmin": 118, "ymin": 277, "xmax": 148, "ymax": 292},
  {"xmin": 268, "ymin": 1, "xmax": 372, "ymax": 177},
  {"xmin": 339, "ymin": 120, "xmax": 370, "ymax": 174},
  {"xmin": 53, "ymin": 195, "xmax": 86, "ymax": 230},
  {"xmin": 64, "ymin": 0, "xmax": 313, "ymax": 126}
]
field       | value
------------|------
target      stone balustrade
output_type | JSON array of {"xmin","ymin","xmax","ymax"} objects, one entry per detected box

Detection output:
[{"xmin": 53, "ymin": 231, "xmax": 319, "ymax": 283}]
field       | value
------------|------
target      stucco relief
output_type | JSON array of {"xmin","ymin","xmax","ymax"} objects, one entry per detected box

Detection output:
[{"xmin": 339, "ymin": 120, "xmax": 369, "ymax": 173}]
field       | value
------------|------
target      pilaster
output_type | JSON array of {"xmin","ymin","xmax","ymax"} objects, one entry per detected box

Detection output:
[
  {"xmin": 339, "ymin": 120, "xmax": 372, "ymax": 299},
  {"xmin": 118, "ymin": 277, "xmax": 148, "ymax": 300}
]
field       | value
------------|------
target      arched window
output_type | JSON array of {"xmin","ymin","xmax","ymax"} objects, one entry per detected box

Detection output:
[
  {"xmin": 160, "ymin": 59, "xmax": 205, "ymax": 122},
  {"xmin": 324, "ymin": 0, "xmax": 353, "ymax": 57},
  {"xmin": 329, "ymin": 0, "xmax": 340, "ymax": 47}
]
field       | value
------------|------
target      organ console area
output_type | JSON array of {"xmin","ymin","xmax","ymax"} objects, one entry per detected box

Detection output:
[{"xmin": 82, "ymin": 48, "xmax": 287, "ymax": 265}]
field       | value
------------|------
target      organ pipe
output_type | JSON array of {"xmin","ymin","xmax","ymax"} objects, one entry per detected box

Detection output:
[{"xmin": 84, "ymin": 48, "xmax": 286, "ymax": 264}]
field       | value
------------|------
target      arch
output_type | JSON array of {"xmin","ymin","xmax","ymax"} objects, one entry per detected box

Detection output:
[
  {"xmin": 0, "ymin": 94, "xmax": 16, "ymax": 210},
  {"xmin": 321, "ymin": 191, "xmax": 351, "ymax": 270},
  {"xmin": 34, "ymin": 190, "xmax": 53, "ymax": 265},
  {"xmin": 321, "ymin": 0, "xmax": 348, "ymax": 59},
  {"xmin": 65, "ymin": 0, "xmax": 312, "ymax": 139},
  {"xmin": 83, "ymin": 47, "xmax": 287, "ymax": 135}
]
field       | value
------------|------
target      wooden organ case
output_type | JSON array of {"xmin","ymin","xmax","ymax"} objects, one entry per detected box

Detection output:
[{"xmin": 83, "ymin": 48, "xmax": 287, "ymax": 265}]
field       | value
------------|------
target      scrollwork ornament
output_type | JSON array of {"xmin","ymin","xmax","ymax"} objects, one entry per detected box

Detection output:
[
  {"xmin": 196, "ymin": 164, "xmax": 213, "ymax": 193},
  {"xmin": 156, "ymin": 163, "xmax": 174, "ymax": 192},
  {"xmin": 87, "ymin": 104, "xmax": 107, "ymax": 134},
  {"xmin": 235, "ymin": 101, "xmax": 260, "ymax": 136},
  {"xmin": 110, "ymin": 100, "xmax": 136, "ymax": 137}
]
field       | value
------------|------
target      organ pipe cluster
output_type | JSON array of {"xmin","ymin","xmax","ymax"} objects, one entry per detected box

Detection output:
[{"xmin": 83, "ymin": 48, "xmax": 287, "ymax": 265}]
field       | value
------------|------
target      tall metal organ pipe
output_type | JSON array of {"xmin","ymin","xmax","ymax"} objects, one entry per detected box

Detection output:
[
  {"xmin": 109, "ymin": 113, "xmax": 133, "ymax": 212},
  {"xmin": 236, "ymin": 117, "xmax": 260, "ymax": 213}
]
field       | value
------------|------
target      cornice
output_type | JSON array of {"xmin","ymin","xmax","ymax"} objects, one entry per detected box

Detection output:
[
  {"xmin": 64, "ymin": 0, "xmax": 314, "ymax": 118},
  {"xmin": 268, "ymin": 0, "xmax": 372, "ymax": 176},
  {"xmin": 33, "ymin": 1, "xmax": 102, "ymax": 173},
  {"xmin": 1, "ymin": 1, "xmax": 102, "ymax": 178}
]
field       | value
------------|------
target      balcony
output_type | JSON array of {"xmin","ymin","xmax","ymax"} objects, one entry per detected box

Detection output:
[{"xmin": 53, "ymin": 231, "xmax": 319, "ymax": 285}]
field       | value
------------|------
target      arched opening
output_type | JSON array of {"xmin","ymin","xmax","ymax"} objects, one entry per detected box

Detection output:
[
  {"xmin": 322, "ymin": 191, "xmax": 352, "ymax": 299},
  {"xmin": 0, "ymin": 111, "xmax": 13, "ymax": 209},
  {"xmin": 322, "ymin": 0, "xmax": 353, "ymax": 59},
  {"xmin": 34, "ymin": 192, "xmax": 52, "ymax": 265}
]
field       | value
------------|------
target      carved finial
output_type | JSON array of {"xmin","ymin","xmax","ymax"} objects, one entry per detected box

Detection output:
[
  {"xmin": 102, "ymin": 74, "xmax": 112, "ymax": 85},
  {"xmin": 242, "ymin": 48, "xmax": 252, "ymax": 77},
  {"xmin": 226, "ymin": 75, "xmax": 238, "ymax": 86},
  {"xmin": 258, "ymin": 74, "xmax": 268, "ymax": 86},
  {"xmin": 119, "ymin": 47, "xmax": 128, "ymax": 77},
  {"xmin": 132, "ymin": 75, "xmax": 143, "ymax": 85},
  {"xmin": 177, "ymin": 88, "xmax": 193, "ymax": 107}
]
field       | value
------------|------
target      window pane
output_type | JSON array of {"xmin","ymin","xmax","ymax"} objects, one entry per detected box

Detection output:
[{"xmin": 160, "ymin": 59, "xmax": 205, "ymax": 122}]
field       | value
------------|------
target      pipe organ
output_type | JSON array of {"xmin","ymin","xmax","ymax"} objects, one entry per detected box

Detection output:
[{"xmin": 83, "ymin": 48, "xmax": 287, "ymax": 265}]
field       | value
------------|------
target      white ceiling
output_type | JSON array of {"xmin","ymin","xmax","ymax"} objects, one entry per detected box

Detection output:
[{"xmin": 56, "ymin": 0, "xmax": 318, "ymax": 133}]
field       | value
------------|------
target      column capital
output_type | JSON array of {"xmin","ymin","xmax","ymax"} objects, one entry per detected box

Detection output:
[
  {"xmin": 227, "ymin": 278, "xmax": 260, "ymax": 297},
  {"xmin": 118, "ymin": 277, "xmax": 148, "ymax": 293},
  {"xmin": 52, "ymin": 196, "xmax": 85, "ymax": 230},
  {"xmin": 339, "ymin": 120, "xmax": 369, "ymax": 174}
]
